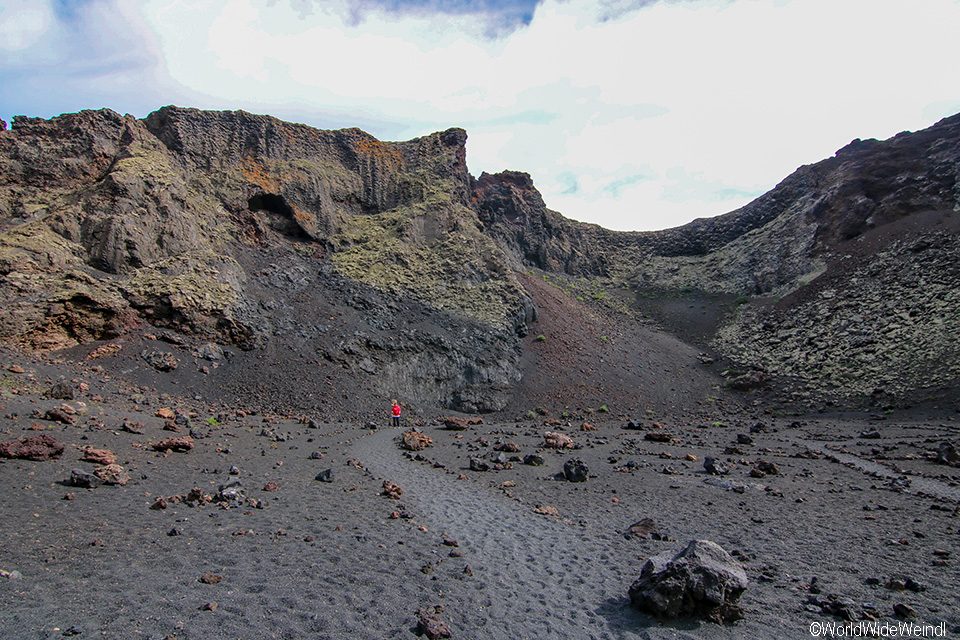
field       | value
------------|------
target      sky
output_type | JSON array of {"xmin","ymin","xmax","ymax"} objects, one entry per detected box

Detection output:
[{"xmin": 1, "ymin": 0, "xmax": 959, "ymax": 231}]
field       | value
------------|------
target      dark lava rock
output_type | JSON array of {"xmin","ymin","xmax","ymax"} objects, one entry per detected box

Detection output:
[
  {"xmin": 756, "ymin": 460, "xmax": 779, "ymax": 474},
  {"xmin": 936, "ymin": 441, "xmax": 959, "ymax": 466},
  {"xmin": 806, "ymin": 594, "xmax": 861, "ymax": 621},
  {"xmin": 70, "ymin": 469, "xmax": 102, "ymax": 489},
  {"xmin": 644, "ymin": 432, "xmax": 672, "ymax": 443},
  {"xmin": 624, "ymin": 419, "xmax": 644, "ymax": 430},
  {"xmin": 309, "ymin": 451, "xmax": 324, "ymax": 460},
  {"xmin": 0, "ymin": 434, "xmax": 65, "ymax": 461},
  {"xmin": 736, "ymin": 434, "xmax": 753, "ymax": 445},
  {"xmin": 469, "ymin": 458, "xmax": 490, "ymax": 472},
  {"xmin": 703, "ymin": 457, "xmax": 730, "ymax": 476},
  {"xmin": 563, "ymin": 458, "xmax": 589, "ymax": 482},
  {"xmin": 141, "ymin": 349, "xmax": 179, "ymax": 372},
  {"xmin": 628, "ymin": 539, "xmax": 748, "ymax": 624},
  {"xmin": 47, "ymin": 381, "xmax": 75, "ymax": 400},
  {"xmin": 523, "ymin": 454, "xmax": 544, "ymax": 466},
  {"xmin": 315, "ymin": 469, "xmax": 334, "ymax": 482},
  {"xmin": 859, "ymin": 429, "xmax": 882, "ymax": 439}
]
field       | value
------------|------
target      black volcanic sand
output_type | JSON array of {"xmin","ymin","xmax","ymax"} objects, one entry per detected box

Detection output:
[{"xmin": 1, "ymin": 359, "xmax": 960, "ymax": 639}]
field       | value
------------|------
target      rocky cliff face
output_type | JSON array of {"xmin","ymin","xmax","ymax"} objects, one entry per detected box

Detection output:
[
  {"xmin": 0, "ymin": 107, "xmax": 531, "ymax": 412},
  {"xmin": 2, "ymin": 106, "xmax": 958, "ymax": 412},
  {"xmin": 472, "ymin": 114, "xmax": 960, "ymax": 406}
]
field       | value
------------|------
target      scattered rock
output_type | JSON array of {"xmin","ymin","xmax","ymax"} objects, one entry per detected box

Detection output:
[
  {"xmin": 703, "ymin": 457, "xmax": 730, "ymax": 476},
  {"xmin": 469, "ymin": 458, "xmax": 490, "ymax": 472},
  {"xmin": 262, "ymin": 481, "xmax": 280, "ymax": 492},
  {"xmin": 628, "ymin": 539, "xmax": 748, "ymax": 624},
  {"xmin": 200, "ymin": 601, "xmax": 218, "ymax": 612},
  {"xmin": 80, "ymin": 447, "xmax": 117, "ymax": 466},
  {"xmin": 214, "ymin": 481, "xmax": 246, "ymax": 508},
  {"xmin": 726, "ymin": 369, "xmax": 767, "ymax": 391},
  {"xmin": 69, "ymin": 469, "xmax": 102, "ymax": 489},
  {"xmin": 523, "ymin": 454, "xmax": 545, "ymax": 466},
  {"xmin": 155, "ymin": 408, "xmax": 176, "ymax": 420},
  {"xmin": 47, "ymin": 381, "xmax": 75, "ymax": 400},
  {"xmin": 401, "ymin": 430, "xmax": 433, "ymax": 451},
  {"xmin": 382, "ymin": 480, "xmax": 403, "ymax": 499},
  {"xmin": 416, "ymin": 606, "xmax": 452, "ymax": 639},
  {"xmin": 195, "ymin": 343, "xmax": 224, "ymax": 361},
  {"xmin": 736, "ymin": 434, "xmax": 753, "ymax": 445},
  {"xmin": 442, "ymin": 417, "xmax": 470, "ymax": 430},
  {"xmin": 625, "ymin": 518, "xmax": 668, "ymax": 541},
  {"xmin": 0, "ymin": 434, "xmax": 65, "ymax": 461},
  {"xmin": 494, "ymin": 441, "xmax": 521, "ymax": 453},
  {"xmin": 644, "ymin": 432, "xmax": 672, "ymax": 443},
  {"xmin": 86, "ymin": 343, "xmax": 121, "ymax": 360},
  {"xmin": 581, "ymin": 422, "xmax": 596, "ymax": 431},
  {"xmin": 315, "ymin": 469, "xmax": 334, "ymax": 483},
  {"xmin": 893, "ymin": 603, "xmax": 916, "ymax": 620},
  {"xmin": 936, "ymin": 442, "xmax": 959, "ymax": 466},
  {"xmin": 563, "ymin": 458, "xmax": 589, "ymax": 482},
  {"xmin": 152, "ymin": 437, "xmax": 194, "ymax": 453},
  {"xmin": 121, "ymin": 419, "xmax": 145, "ymax": 434},
  {"xmin": 199, "ymin": 573, "xmax": 223, "ymax": 585},
  {"xmin": 859, "ymin": 429, "xmax": 882, "ymax": 439},
  {"xmin": 93, "ymin": 464, "xmax": 130, "ymax": 486},
  {"xmin": 544, "ymin": 431, "xmax": 574, "ymax": 449},
  {"xmin": 39, "ymin": 407, "xmax": 76, "ymax": 425},
  {"xmin": 750, "ymin": 460, "xmax": 779, "ymax": 478},
  {"xmin": 141, "ymin": 349, "xmax": 179, "ymax": 372},
  {"xmin": 533, "ymin": 504, "xmax": 560, "ymax": 517}
]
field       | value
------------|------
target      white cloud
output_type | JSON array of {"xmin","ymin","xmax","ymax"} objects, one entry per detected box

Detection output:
[
  {"xmin": 0, "ymin": 2, "xmax": 53, "ymax": 52},
  {"xmin": 5, "ymin": 0, "xmax": 960, "ymax": 230}
]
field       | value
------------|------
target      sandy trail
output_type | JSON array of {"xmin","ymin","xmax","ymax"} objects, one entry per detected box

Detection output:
[{"xmin": 351, "ymin": 428, "xmax": 746, "ymax": 640}]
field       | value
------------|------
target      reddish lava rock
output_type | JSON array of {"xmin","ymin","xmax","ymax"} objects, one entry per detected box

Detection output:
[
  {"xmin": 81, "ymin": 447, "xmax": 117, "ymax": 465},
  {"xmin": 0, "ymin": 434, "xmax": 65, "ymax": 461},
  {"xmin": 416, "ymin": 606, "xmax": 452, "ymax": 639},
  {"xmin": 152, "ymin": 436, "xmax": 194, "ymax": 453},
  {"xmin": 93, "ymin": 463, "xmax": 130, "ymax": 486},
  {"xmin": 382, "ymin": 480, "xmax": 403, "ymax": 500},
  {"xmin": 199, "ymin": 573, "xmax": 223, "ymax": 584},
  {"xmin": 401, "ymin": 430, "xmax": 433, "ymax": 451},
  {"xmin": 543, "ymin": 431, "xmax": 574, "ymax": 449},
  {"xmin": 262, "ymin": 481, "xmax": 280, "ymax": 492}
]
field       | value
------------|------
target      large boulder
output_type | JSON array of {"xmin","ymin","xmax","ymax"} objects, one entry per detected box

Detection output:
[{"xmin": 628, "ymin": 539, "xmax": 748, "ymax": 624}]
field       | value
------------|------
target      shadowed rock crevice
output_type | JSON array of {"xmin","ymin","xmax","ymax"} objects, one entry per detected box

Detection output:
[{"xmin": 247, "ymin": 193, "xmax": 312, "ymax": 240}]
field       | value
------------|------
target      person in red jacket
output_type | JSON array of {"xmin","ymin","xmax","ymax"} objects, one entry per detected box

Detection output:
[{"xmin": 390, "ymin": 400, "xmax": 401, "ymax": 427}]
